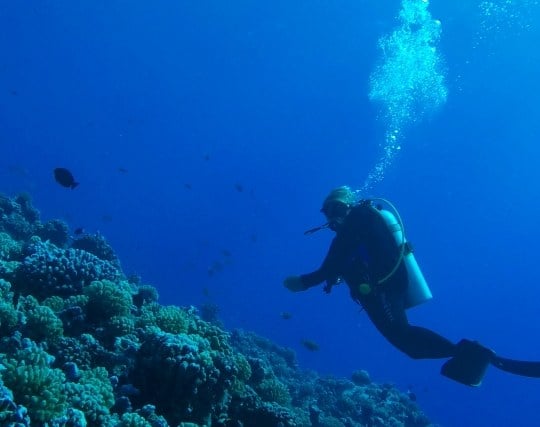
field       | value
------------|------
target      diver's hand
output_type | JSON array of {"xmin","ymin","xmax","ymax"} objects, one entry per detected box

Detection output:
[{"xmin": 284, "ymin": 275, "xmax": 306, "ymax": 292}]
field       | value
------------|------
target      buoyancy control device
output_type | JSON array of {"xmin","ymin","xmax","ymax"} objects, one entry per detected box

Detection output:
[{"xmin": 370, "ymin": 199, "xmax": 432, "ymax": 309}]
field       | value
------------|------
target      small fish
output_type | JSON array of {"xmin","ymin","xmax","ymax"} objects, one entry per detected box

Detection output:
[
  {"xmin": 118, "ymin": 167, "xmax": 128, "ymax": 174},
  {"xmin": 221, "ymin": 249, "xmax": 232, "ymax": 257},
  {"xmin": 74, "ymin": 227, "xmax": 85, "ymax": 235},
  {"xmin": 234, "ymin": 183, "xmax": 244, "ymax": 192},
  {"xmin": 280, "ymin": 312, "xmax": 292, "ymax": 320},
  {"xmin": 406, "ymin": 390, "xmax": 417, "ymax": 402},
  {"xmin": 101, "ymin": 214, "xmax": 113, "ymax": 223},
  {"xmin": 54, "ymin": 168, "xmax": 79, "ymax": 189},
  {"xmin": 301, "ymin": 339, "xmax": 320, "ymax": 352},
  {"xmin": 211, "ymin": 260, "xmax": 223, "ymax": 272},
  {"xmin": 184, "ymin": 183, "xmax": 192, "ymax": 190},
  {"xmin": 10, "ymin": 89, "xmax": 18, "ymax": 96},
  {"xmin": 250, "ymin": 234, "xmax": 257, "ymax": 243},
  {"xmin": 203, "ymin": 153, "xmax": 210, "ymax": 161}
]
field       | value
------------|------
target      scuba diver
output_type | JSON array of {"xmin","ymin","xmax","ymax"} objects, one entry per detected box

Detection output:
[{"xmin": 284, "ymin": 186, "xmax": 540, "ymax": 386}]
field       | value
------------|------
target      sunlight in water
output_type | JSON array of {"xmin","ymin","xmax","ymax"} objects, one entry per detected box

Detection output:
[{"xmin": 361, "ymin": 0, "xmax": 448, "ymax": 193}]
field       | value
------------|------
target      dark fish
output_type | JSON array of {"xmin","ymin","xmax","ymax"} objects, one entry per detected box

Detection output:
[
  {"xmin": 211, "ymin": 260, "xmax": 223, "ymax": 272},
  {"xmin": 118, "ymin": 167, "xmax": 128, "ymax": 174},
  {"xmin": 406, "ymin": 390, "xmax": 417, "ymax": 401},
  {"xmin": 234, "ymin": 183, "xmax": 244, "ymax": 192},
  {"xmin": 280, "ymin": 312, "xmax": 292, "ymax": 320},
  {"xmin": 101, "ymin": 214, "xmax": 113, "ymax": 223},
  {"xmin": 184, "ymin": 183, "xmax": 192, "ymax": 190},
  {"xmin": 54, "ymin": 168, "xmax": 79, "ymax": 189},
  {"xmin": 203, "ymin": 153, "xmax": 210, "ymax": 161},
  {"xmin": 74, "ymin": 227, "xmax": 85, "ymax": 235},
  {"xmin": 301, "ymin": 340, "xmax": 320, "ymax": 352},
  {"xmin": 10, "ymin": 89, "xmax": 18, "ymax": 96},
  {"xmin": 207, "ymin": 260, "xmax": 224, "ymax": 277},
  {"xmin": 250, "ymin": 234, "xmax": 257, "ymax": 243},
  {"xmin": 221, "ymin": 249, "xmax": 232, "ymax": 257}
]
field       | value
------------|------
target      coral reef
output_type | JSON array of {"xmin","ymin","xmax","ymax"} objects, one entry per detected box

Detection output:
[
  {"xmin": 71, "ymin": 232, "xmax": 121, "ymax": 269},
  {"xmin": 0, "ymin": 193, "xmax": 435, "ymax": 427},
  {"xmin": 14, "ymin": 237, "xmax": 122, "ymax": 299}
]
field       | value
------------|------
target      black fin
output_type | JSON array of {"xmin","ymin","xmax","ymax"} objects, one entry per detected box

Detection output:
[
  {"xmin": 491, "ymin": 355, "xmax": 540, "ymax": 378},
  {"xmin": 441, "ymin": 339, "xmax": 494, "ymax": 387}
]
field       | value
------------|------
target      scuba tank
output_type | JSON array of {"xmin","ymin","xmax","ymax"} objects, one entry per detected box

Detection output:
[{"xmin": 371, "ymin": 199, "xmax": 432, "ymax": 309}]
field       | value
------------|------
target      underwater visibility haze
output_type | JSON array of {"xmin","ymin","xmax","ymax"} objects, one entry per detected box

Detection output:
[{"xmin": 2, "ymin": 0, "xmax": 540, "ymax": 425}]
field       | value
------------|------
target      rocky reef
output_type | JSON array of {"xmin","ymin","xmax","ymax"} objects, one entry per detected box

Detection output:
[{"xmin": 0, "ymin": 193, "xmax": 435, "ymax": 427}]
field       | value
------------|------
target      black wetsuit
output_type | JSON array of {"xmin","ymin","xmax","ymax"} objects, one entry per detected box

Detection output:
[{"xmin": 300, "ymin": 201, "xmax": 456, "ymax": 360}]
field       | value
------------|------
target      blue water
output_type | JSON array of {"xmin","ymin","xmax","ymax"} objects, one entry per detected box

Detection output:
[{"xmin": 2, "ymin": 1, "xmax": 540, "ymax": 425}]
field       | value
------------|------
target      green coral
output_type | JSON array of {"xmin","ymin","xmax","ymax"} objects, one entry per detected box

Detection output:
[
  {"xmin": 320, "ymin": 416, "xmax": 347, "ymax": 427},
  {"xmin": 65, "ymin": 366, "xmax": 115, "ymax": 424},
  {"xmin": 107, "ymin": 315, "xmax": 136, "ymax": 337},
  {"xmin": 0, "ymin": 344, "xmax": 67, "ymax": 422},
  {"xmin": 134, "ymin": 284, "xmax": 159, "ymax": 304},
  {"xmin": 119, "ymin": 413, "xmax": 152, "ymax": 427},
  {"xmin": 230, "ymin": 352, "xmax": 252, "ymax": 396},
  {"xmin": 0, "ymin": 279, "xmax": 22, "ymax": 335},
  {"xmin": 234, "ymin": 352, "xmax": 252, "ymax": 382},
  {"xmin": 19, "ymin": 295, "xmax": 63, "ymax": 342},
  {"xmin": 41, "ymin": 295, "xmax": 65, "ymax": 312},
  {"xmin": 0, "ymin": 232, "xmax": 21, "ymax": 260},
  {"xmin": 0, "ymin": 278, "xmax": 13, "ymax": 300},
  {"xmin": 0, "ymin": 260, "xmax": 19, "ymax": 282},
  {"xmin": 0, "ymin": 300, "xmax": 21, "ymax": 335},
  {"xmin": 43, "ymin": 294, "xmax": 90, "ymax": 313},
  {"xmin": 84, "ymin": 279, "xmax": 133, "ymax": 323},
  {"xmin": 138, "ymin": 303, "xmax": 191, "ymax": 334},
  {"xmin": 257, "ymin": 378, "xmax": 291, "ymax": 406},
  {"xmin": 191, "ymin": 317, "xmax": 231, "ymax": 353},
  {"xmin": 68, "ymin": 294, "xmax": 90, "ymax": 308}
]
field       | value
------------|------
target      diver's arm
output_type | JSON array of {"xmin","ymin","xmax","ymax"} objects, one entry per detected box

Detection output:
[
  {"xmin": 284, "ymin": 267, "xmax": 327, "ymax": 292},
  {"xmin": 299, "ymin": 239, "xmax": 340, "ymax": 289}
]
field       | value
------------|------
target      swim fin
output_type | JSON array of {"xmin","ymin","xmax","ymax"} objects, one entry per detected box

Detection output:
[
  {"xmin": 491, "ymin": 355, "xmax": 540, "ymax": 378},
  {"xmin": 441, "ymin": 339, "xmax": 495, "ymax": 387}
]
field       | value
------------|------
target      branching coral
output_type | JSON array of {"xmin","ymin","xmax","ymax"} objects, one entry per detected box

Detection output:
[
  {"xmin": 71, "ymin": 232, "xmax": 121, "ymax": 269},
  {"xmin": 35, "ymin": 219, "xmax": 70, "ymax": 248},
  {"xmin": 137, "ymin": 303, "xmax": 191, "ymax": 335},
  {"xmin": 0, "ymin": 279, "xmax": 24, "ymax": 336},
  {"xmin": 0, "ymin": 341, "xmax": 68, "ymax": 423},
  {"xmin": 15, "ymin": 238, "xmax": 122, "ymax": 299},
  {"xmin": 19, "ymin": 295, "xmax": 64, "ymax": 343},
  {"xmin": 0, "ymin": 192, "xmax": 433, "ymax": 427},
  {"xmin": 132, "ymin": 327, "xmax": 236, "ymax": 426},
  {"xmin": 65, "ymin": 367, "xmax": 115, "ymax": 424},
  {"xmin": 0, "ymin": 232, "xmax": 22, "ymax": 260},
  {"xmin": 83, "ymin": 280, "xmax": 133, "ymax": 324}
]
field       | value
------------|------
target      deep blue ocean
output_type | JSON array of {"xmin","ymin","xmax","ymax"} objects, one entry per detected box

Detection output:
[{"xmin": 2, "ymin": 1, "xmax": 540, "ymax": 425}]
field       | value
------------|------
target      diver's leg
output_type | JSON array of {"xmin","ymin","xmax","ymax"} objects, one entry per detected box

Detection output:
[{"xmin": 363, "ymin": 289, "xmax": 456, "ymax": 359}]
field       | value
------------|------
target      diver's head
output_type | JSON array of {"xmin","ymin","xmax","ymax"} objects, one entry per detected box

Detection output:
[{"xmin": 321, "ymin": 186, "xmax": 355, "ymax": 231}]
